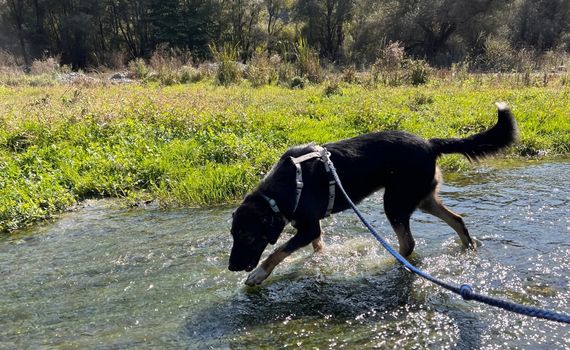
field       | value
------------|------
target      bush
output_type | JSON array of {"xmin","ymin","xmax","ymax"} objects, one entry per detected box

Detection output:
[
  {"xmin": 0, "ymin": 49, "xmax": 20, "ymax": 67},
  {"xmin": 30, "ymin": 57, "xmax": 60, "ymax": 75},
  {"xmin": 323, "ymin": 80, "xmax": 343, "ymax": 96},
  {"xmin": 149, "ymin": 43, "xmax": 193, "ymax": 85},
  {"xmin": 210, "ymin": 43, "xmax": 241, "ymax": 86},
  {"xmin": 480, "ymin": 36, "xmax": 517, "ymax": 72},
  {"xmin": 217, "ymin": 61, "xmax": 240, "ymax": 86},
  {"xmin": 341, "ymin": 66, "xmax": 357, "ymax": 84},
  {"xmin": 560, "ymin": 73, "xmax": 570, "ymax": 86},
  {"xmin": 150, "ymin": 44, "xmax": 191, "ymax": 71},
  {"xmin": 405, "ymin": 59, "xmax": 431, "ymax": 85},
  {"xmin": 370, "ymin": 41, "xmax": 406, "ymax": 86},
  {"xmin": 179, "ymin": 66, "xmax": 204, "ymax": 84},
  {"xmin": 277, "ymin": 60, "xmax": 295, "ymax": 85},
  {"xmin": 290, "ymin": 76, "xmax": 305, "ymax": 89},
  {"xmin": 128, "ymin": 58, "xmax": 151, "ymax": 80},
  {"xmin": 295, "ymin": 37, "xmax": 323, "ymax": 83},
  {"xmin": 451, "ymin": 60, "xmax": 471, "ymax": 82},
  {"xmin": 246, "ymin": 50, "xmax": 278, "ymax": 87}
]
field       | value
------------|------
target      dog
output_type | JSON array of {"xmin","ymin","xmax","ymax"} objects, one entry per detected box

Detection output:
[{"xmin": 229, "ymin": 102, "xmax": 517, "ymax": 286}]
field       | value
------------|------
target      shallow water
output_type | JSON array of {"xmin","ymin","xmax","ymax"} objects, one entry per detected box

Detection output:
[{"xmin": 1, "ymin": 161, "xmax": 569, "ymax": 349}]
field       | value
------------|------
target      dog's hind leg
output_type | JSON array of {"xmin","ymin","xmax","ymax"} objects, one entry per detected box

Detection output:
[
  {"xmin": 389, "ymin": 218, "xmax": 415, "ymax": 257},
  {"xmin": 384, "ymin": 191, "xmax": 416, "ymax": 257},
  {"xmin": 419, "ymin": 191, "xmax": 475, "ymax": 249}
]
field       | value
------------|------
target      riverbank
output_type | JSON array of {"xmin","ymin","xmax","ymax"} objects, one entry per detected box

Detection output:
[{"xmin": 1, "ymin": 81, "xmax": 569, "ymax": 232}]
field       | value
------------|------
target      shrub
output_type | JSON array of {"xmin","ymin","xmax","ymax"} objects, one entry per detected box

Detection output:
[
  {"xmin": 246, "ymin": 50, "xmax": 278, "ymax": 87},
  {"xmin": 128, "ymin": 58, "xmax": 151, "ymax": 80},
  {"xmin": 377, "ymin": 41, "xmax": 405, "ymax": 71},
  {"xmin": 323, "ymin": 80, "xmax": 343, "ymax": 96},
  {"xmin": 30, "ymin": 57, "xmax": 60, "ymax": 75},
  {"xmin": 341, "ymin": 66, "xmax": 357, "ymax": 84},
  {"xmin": 0, "ymin": 49, "xmax": 20, "ymax": 67},
  {"xmin": 179, "ymin": 66, "xmax": 203, "ymax": 84},
  {"xmin": 150, "ymin": 44, "xmax": 191, "ymax": 71},
  {"xmin": 480, "ymin": 36, "xmax": 517, "ymax": 72},
  {"xmin": 560, "ymin": 73, "xmax": 570, "ymax": 86},
  {"xmin": 210, "ymin": 43, "xmax": 241, "ymax": 86},
  {"xmin": 290, "ymin": 76, "xmax": 305, "ymax": 89},
  {"xmin": 156, "ymin": 69, "xmax": 178, "ymax": 86},
  {"xmin": 539, "ymin": 50, "xmax": 568, "ymax": 73},
  {"xmin": 295, "ymin": 37, "xmax": 323, "ymax": 83},
  {"xmin": 108, "ymin": 50, "xmax": 127, "ymax": 69},
  {"xmin": 405, "ymin": 59, "xmax": 431, "ymax": 85},
  {"xmin": 370, "ymin": 41, "xmax": 406, "ymax": 86},
  {"xmin": 277, "ymin": 60, "xmax": 295, "ymax": 85},
  {"xmin": 148, "ymin": 44, "xmax": 193, "ymax": 85},
  {"xmin": 451, "ymin": 60, "xmax": 470, "ymax": 82},
  {"xmin": 92, "ymin": 50, "xmax": 126, "ymax": 70}
]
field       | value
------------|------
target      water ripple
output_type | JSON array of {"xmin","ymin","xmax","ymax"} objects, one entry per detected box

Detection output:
[{"xmin": 0, "ymin": 161, "xmax": 569, "ymax": 349}]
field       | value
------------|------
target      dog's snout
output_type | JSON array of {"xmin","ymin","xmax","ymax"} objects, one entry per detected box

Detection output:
[{"xmin": 228, "ymin": 263, "xmax": 239, "ymax": 272}]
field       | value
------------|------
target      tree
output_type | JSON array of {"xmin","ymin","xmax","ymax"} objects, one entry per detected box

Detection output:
[
  {"xmin": 376, "ymin": 0, "xmax": 511, "ymax": 66},
  {"xmin": 150, "ymin": 0, "xmax": 221, "ymax": 59},
  {"xmin": 296, "ymin": 0, "xmax": 355, "ymax": 62},
  {"xmin": 0, "ymin": 0, "xmax": 568, "ymax": 69},
  {"xmin": 263, "ymin": 0, "xmax": 293, "ymax": 51},
  {"xmin": 4, "ymin": 0, "xmax": 30, "ymax": 65},
  {"xmin": 511, "ymin": 0, "xmax": 570, "ymax": 51},
  {"xmin": 220, "ymin": 0, "xmax": 264, "ymax": 60}
]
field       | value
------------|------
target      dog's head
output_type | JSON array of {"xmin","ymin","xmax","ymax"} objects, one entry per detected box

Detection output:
[{"xmin": 228, "ymin": 193, "xmax": 287, "ymax": 272}]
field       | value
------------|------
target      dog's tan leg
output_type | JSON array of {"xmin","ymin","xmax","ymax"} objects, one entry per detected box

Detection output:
[
  {"xmin": 311, "ymin": 237, "xmax": 324, "ymax": 252},
  {"xmin": 419, "ymin": 192, "xmax": 475, "ymax": 249},
  {"xmin": 245, "ymin": 221, "xmax": 321, "ymax": 286},
  {"xmin": 311, "ymin": 221, "xmax": 324, "ymax": 252},
  {"xmin": 245, "ymin": 246, "xmax": 290, "ymax": 286}
]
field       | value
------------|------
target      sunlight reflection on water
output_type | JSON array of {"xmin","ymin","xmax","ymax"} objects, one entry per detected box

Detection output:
[{"xmin": 0, "ymin": 161, "xmax": 569, "ymax": 349}]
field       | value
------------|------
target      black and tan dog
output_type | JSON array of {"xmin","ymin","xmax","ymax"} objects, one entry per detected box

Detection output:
[{"xmin": 229, "ymin": 103, "xmax": 517, "ymax": 286}]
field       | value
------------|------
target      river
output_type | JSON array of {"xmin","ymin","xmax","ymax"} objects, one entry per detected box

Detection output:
[{"xmin": 1, "ymin": 161, "xmax": 569, "ymax": 349}]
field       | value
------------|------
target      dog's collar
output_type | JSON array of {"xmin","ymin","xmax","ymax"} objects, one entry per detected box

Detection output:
[
  {"xmin": 261, "ymin": 145, "xmax": 336, "ymax": 219},
  {"xmin": 261, "ymin": 194, "xmax": 281, "ymax": 214}
]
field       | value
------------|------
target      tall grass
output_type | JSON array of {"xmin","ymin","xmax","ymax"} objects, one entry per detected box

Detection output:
[
  {"xmin": 295, "ymin": 38, "xmax": 323, "ymax": 83},
  {"xmin": 210, "ymin": 43, "xmax": 241, "ymax": 86},
  {"xmin": 0, "ymin": 81, "xmax": 569, "ymax": 232}
]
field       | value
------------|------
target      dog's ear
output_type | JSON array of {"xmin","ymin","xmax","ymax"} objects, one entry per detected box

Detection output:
[{"xmin": 265, "ymin": 215, "xmax": 287, "ymax": 245}]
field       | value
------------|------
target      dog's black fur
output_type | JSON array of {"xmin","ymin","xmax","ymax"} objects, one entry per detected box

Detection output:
[{"xmin": 229, "ymin": 104, "xmax": 518, "ymax": 285}]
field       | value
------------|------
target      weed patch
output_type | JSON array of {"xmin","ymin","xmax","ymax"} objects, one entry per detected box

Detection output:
[{"xmin": 0, "ymin": 82, "xmax": 568, "ymax": 232}]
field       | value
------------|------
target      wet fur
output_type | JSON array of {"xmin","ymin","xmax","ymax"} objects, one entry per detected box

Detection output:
[{"xmin": 229, "ymin": 104, "xmax": 518, "ymax": 285}]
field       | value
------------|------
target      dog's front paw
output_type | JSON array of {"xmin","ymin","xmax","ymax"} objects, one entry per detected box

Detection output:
[{"xmin": 245, "ymin": 266, "xmax": 269, "ymax": 286}]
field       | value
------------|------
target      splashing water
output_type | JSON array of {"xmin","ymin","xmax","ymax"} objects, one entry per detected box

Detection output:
[{"xmin": 1, "ymin": 161, "xmax": 569, "ymax": 349}]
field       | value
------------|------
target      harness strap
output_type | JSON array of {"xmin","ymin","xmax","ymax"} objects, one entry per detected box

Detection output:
[
  {"xmin": 321, "ymin": 151, "xmax": 336, "ymax": 217},
  {"xmin": 262, "ymin": 145, "xmax": 336, "ymax": 218},
  {"xmin": 290, "ymin": 146, "xmax": 335, "ymax": 216}
]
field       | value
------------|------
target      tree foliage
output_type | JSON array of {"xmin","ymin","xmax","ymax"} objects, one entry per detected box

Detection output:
[{"xmin": 0, "ymin": 0, "xmax": 568, "ymax": 68}]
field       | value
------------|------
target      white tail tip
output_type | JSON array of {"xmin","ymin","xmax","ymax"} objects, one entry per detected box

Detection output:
[{"xmin": 495, "ymin": 101, "xmax": 508, "ymax": 111}]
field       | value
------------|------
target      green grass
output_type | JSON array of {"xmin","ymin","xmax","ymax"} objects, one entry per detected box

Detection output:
[{"xmin": 0, "ymin": 81, "xmax": 569, "ymax": 232}]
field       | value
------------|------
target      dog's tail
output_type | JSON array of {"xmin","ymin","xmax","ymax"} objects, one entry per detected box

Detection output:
[{"xmin": 429, "ymin": 102, "xmax": 518, "ymax": 161}]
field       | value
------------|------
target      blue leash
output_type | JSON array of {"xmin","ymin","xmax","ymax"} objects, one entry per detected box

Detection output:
[{"xmin": 323, "ymin": 152, "xmax": 570, "ymax": 324}]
